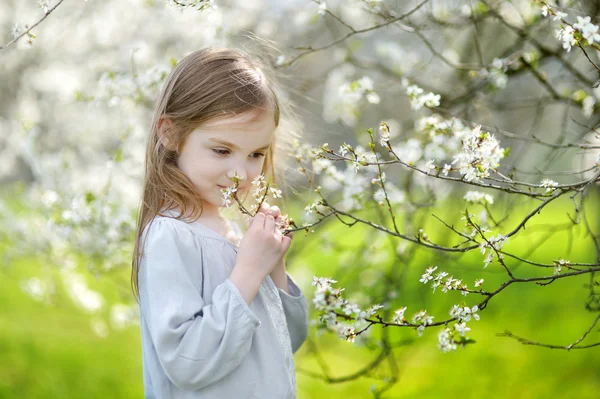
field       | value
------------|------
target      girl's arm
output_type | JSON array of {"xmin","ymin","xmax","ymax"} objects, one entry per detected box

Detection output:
[{"xmin": 139, "ymin": 219, "xmax": 261, "ymax": 391}]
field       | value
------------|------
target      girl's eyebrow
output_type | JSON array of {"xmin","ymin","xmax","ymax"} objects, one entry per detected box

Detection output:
[{"xmin": 209, "ymin": 138, "xmax": 271, "ymax": 152}]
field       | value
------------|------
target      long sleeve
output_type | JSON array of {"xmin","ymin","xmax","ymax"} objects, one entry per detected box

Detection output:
[
  {"xmin": 277, "ymin": 274, "xmax": 308, "ymax": 353},
  {"xmin": 138, "ymin": 219, "xmax": 261, "ymax": 391}
]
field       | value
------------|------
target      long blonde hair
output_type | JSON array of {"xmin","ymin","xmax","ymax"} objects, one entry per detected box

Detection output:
[{"xmin": 131, "ymin": 48, "xmax": 284, "ymax": 301}]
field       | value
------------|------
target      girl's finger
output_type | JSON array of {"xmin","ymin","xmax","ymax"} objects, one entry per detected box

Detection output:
[
  {"xmin": 259, "ymin": 202, "xmax": 271, "ymax": 214},
  {"xmin": 264, "ymin": 214, "xmax": 276, "ymax": 232},
  {"xmin": 251, "ymin": 212, "xmax": 266, "ymax": 230},
  {"xmin": 269, "ymin": 205, "xmax": 281, "ymax": 218}
]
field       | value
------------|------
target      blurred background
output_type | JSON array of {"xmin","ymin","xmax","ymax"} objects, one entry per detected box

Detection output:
[{"xmin": 1, "ymin": 0, "xmax": 599, "ymax": 398}]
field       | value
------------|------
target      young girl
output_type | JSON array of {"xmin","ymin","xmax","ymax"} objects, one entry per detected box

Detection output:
[{"xmin": 131, "ymin": 48, "xmax": 308, "ymax": 399}]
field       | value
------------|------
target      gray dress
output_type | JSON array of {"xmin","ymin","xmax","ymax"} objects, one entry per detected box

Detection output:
[{"xmin": 138, "ymin": 214, "xmax": 308, "ymax": 398}]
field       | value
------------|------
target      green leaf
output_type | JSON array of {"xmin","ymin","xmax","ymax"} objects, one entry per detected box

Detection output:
[{"xmin": 84, "ymin": 192, "xmax": 96, "ymax": 205}]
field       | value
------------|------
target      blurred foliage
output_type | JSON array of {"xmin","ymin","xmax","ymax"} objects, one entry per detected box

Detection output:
[{"xmin": 1, "ymin": 188, "xmax": 599, "ymax": 399}]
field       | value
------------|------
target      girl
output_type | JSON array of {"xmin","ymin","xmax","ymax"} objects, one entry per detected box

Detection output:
[{"xmin": 131, "ymin": 48, "xmax": 308, "ymax": 399}]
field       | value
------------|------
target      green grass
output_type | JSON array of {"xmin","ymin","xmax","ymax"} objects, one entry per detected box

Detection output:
[{"xmin": 1, "ymin": 189, "xmax": 599, "ymax": 398}]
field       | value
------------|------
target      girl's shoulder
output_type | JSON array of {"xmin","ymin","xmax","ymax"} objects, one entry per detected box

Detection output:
[{"xmin": 148, "ymin": 211, "xmax": 239, "ymax": 248}]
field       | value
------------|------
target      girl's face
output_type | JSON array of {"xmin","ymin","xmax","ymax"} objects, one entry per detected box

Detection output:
[{"xmin": 176, "ymin": 110, "xmax": 276, "ymax": 217}]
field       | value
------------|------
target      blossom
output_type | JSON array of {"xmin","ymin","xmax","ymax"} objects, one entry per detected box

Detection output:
[
  {"xmin": 553, "ymin": 11, "xmax": 567, "ymax": 21},
  {"xmin": 392, "ymin": 306, "xmax": 407, "ymax": 324},
  {"xmin": 464, "ymin": 191, "xmax": 494, "ymax": 204},
  {"xmin": 442, "ymin": 164, "xmax": 452, "ymax": 176},
  {"xmin": 366, "ymin": 92, "xmax": 380, "ymax": 104},
  {"xmin": 420, "ymin": 266, "xmax": 437, "ymax": 283},
  {"xmin": 459, "ymin": 305, "xmax": 480, "ymax": 322},
  {"xmin": 452, "ymin": 125, "xmax": 505, "ymax": 183},
  {"xmin": 407, "ymin": 85, "xmax": 441, "ymax": 110},
  {"xmin": 454, "ymin": 322, "xmax": 470, "ymax": 337},
  {"xmin": 11, "ymin": 24, "xmax": 22, "ymax": 40},
  {"xmin": 220, "ymin": 186, "xmax": 237, "ymax": 207},
  {"xmin": 378, "ymin": 122, "xmax": 390, "ymax": 147},
  {"xmin": 317, "ymin": 2, "xmax": 327, "ymax": 16},
  {"xmin": 540, "ymin": 178, "xmax": 559, "ymax": 193},
  {"xmin": 438, "ymin": 328, "xmax": 457, "ymax": 352},
  {"xmin": 37, "ymin": 0, "xmax": 51, "ymax": 14},
  {"xmin": 574, "ymin": 16, "xmax": 600, "ymax": 44},
  {"xmin": 556, "ymin": 26, "xmax": 577, "ymax": 52},
  {"xmin": 474, "ymin": 279, "xmax": 484, "ymax": 287},
  {"xmin": 582, "ymin": 95, "xmax": 596, "ymax": 118}
]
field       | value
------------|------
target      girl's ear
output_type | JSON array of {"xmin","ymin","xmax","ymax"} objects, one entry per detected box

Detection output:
[{"xmin": 157, "ymin": 117, "xmax": 179, "ymax": 152}]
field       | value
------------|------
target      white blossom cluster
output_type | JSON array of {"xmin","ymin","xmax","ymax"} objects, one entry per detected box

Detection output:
[
  {"xmin": 295, "ymin": 140, "xmax": 401, "ymax": 212},
  {"xmin": 463, "ymin": 191, "xmax": 494, "ymax": 205},
  {"xmin": 542, "ymin": 4, "xmax": 600, "ymax": 51},
  {"xmin": 553, "ymin": 258, "xmax": 570, "ymax": 275},
  {"xmin": 479, "ymin": 234, "xmax": 509, "ymax": 268},
  {"xmin": 221, "ymin": 174, "xmax": 283, "ymax": 217},
  {"xmin": 539, "ymin": 178, "xmax": 559, "ymax": 193},
  {"xmin": 406, "ymin": 85, "xmax": 441, "ymax": 111},
  {"xmin": 312, "ymin": 276, "xmax": 383, "ymax": 343},
  {"xmin": 339, "ymin": 76, "xmax": 381, "ymax": 106},
  {"xmin": 411, "ymin": 309, "xmax": 435, "ymax": 337},
  {"xmin": 451, "ymin": 125, "xmax": 505, "ymax": 182},
  {"xmin": 323, "ymin": 66, "xmax": 380, "ymax": 126},
  {"xmin": 419, "ymin": 266, "xmax": 471, "ymax": 296},
  {"xmin": 95, "ymin": 64, "xmax": 172, "ymax": 107},
  {"xmin": 485, "ymin": 58, "xmax": 508, "ymax": 90},
  {"xmin": 437, "ymin": 303, "xmax": 481, "ymax": 352}
]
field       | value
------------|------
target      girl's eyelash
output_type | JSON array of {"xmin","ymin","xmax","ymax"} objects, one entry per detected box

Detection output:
[
  {"xmin": 212, "ymin": 148, "xmax": 265, "ymax": 158},
  {"xmin": 212, "ymin": 149, "xmax": 230, "ymax": 155}
]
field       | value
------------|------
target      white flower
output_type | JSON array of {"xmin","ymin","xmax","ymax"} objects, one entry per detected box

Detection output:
[
  {"xmin": 392, "ymin": 306, "xmax": 407, "ymax": 324},
  {"xmin": 419, "ymin": 266, "xmax": 437, "ymax": 283},
  {"xmin": 449, "ymin": 304, "xmax": 461, "ymax": 319},
  {"xmin": 554, "ymin": 264, "xmax": 561, "ymax": 275},
  {"xmin": 460, "ymin": 305, "xmax": 480, "ymax": 322},
  {"xmin": 474, "ymin": 279, "xmax": 484, "ymax": 287},
  {"xmin": 425, "ymin": 159, "xmax": 436, "ymax": 171},
  {"xmin": 574, "ymin": 16, "xmax": 600, "ymax": 44},
  {"xmin": 438, "ymin": 328, "xmax": 457, "ymax": 352},
  {"xmin": 269, "ymin": 186, "xmax": 282, "ymax": 199},
  {"xmin": 541, "ymin": 5, "xmax": 549, "ymax": 17},
  {"xmin": 452, "ymin": 125, "xmax": 505, "ymax": 183},
  {"xmin": 11, "ymin": 24, "xmax": 22, "ymax": 40},
  {"xmin": 454, "ymin": 322, "xmax": 470, "ymax": 337},
  {"xmin": 540, "ymin": 178, "xmax": 559, "ymax": 193},
  {"xmin": 464, "ymin": 191, "xmax": 494, "ymax": 204},
  {"xmin": 378, "ymin": 122, "xmax": 390, "ymax": 147},
  {"xmin": 317, "ymin": 2, "xmax": 327, "ymax": 16},
  {"xmin": 442, "ymin": 164, "xmax": 452, "ymax": 176},
  {"xmin": 582, "ymin": 95, "xmax": 596, "ymax": 118},
  {"xmin": 556, "ymin": 26, "xmax": 577, "ymax": 52},
  {"xmin": 406, "ymin": 85, "xmax": 441, "ymax": 110},
  {"xmin": 366, "ymin": 92, "xmax": 380, "ymax": 104},
  {"xmin": 553, "ymin": 11, "xmax": 567, "ymax": 21},
  {"xmin": 276, "ymin": 55, "xmax": 286, "ymax": 66},
  {"xmin": 344, "ymin": 303, "xmax": 360, "ymax": 316},
  {"xmin": 37, "ymin": 0, "xmax": 51, "ymax": 14}
]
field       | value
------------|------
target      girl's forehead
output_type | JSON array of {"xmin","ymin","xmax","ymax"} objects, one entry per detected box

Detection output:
[
  {"xmin": 202, "ymin": 110, "xmax": 275, "ymax": 130},
  {"xmin": 192, "ymin": 110, "xmax": 276, "ymax": 145}
]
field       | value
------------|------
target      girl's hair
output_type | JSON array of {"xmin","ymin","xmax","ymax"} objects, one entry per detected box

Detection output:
[{"xmin": 131, "ymin": 47, "xmax": 286, "ymax": 301}]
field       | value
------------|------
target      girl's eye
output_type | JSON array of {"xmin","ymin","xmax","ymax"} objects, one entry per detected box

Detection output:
[
  {"xmin": 251, "ymin": 153, "xmax": 265, "ymax": 159},
  {"xmin": 212, "ymin": 149, "xmax": 230, "ymax": 156}
]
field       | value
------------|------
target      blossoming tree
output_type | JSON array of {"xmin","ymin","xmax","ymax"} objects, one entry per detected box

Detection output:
[{"xmin": 1, "ymin": 0, "xmax": 599, "ymax": 395}]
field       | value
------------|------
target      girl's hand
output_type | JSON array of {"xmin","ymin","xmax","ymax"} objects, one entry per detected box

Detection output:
[
  {"xmin": 258, "ymin": 202, "xmax": 294, "ymax": 239},
  {"xmin": 236, "ymin": 212, "xmax": 292, "ymax": 279}
]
